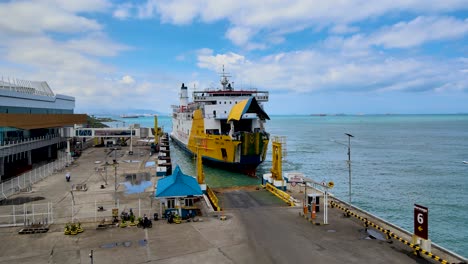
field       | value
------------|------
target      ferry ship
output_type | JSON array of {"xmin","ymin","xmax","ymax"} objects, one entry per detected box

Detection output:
[{"xmin": 170, "ymin": 70, "xmax": 270, "ymax": 175}]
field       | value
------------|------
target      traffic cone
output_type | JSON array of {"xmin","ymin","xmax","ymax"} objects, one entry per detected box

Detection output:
[{"xmin": 311, "ymin": 203, "xmax": 316, "ymax": 219}]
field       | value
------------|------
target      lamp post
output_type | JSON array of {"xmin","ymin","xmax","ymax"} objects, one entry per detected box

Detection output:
[
  {"xmin": 129, "ymin": 124, "xmax": 134, "ymax": 155},
  {"xmin": 345, "ymin": 133, "xmax": 354, "ymax": 204},
  {"xmin": 113, "ymin": 148, "xmax": 119, "ymax": 207},
  {"xmin": 89, "ymin": 250, "xmax": 94, "ymax": 264}
]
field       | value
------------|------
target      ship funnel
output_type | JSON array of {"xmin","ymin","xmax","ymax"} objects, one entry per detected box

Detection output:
[{"xmin": 180, "ymin": 83, "xmax": 188, "ymax": 106}]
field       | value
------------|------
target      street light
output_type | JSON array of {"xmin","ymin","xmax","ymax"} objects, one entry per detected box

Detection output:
[
  {"xmin": 345, "ymin": 133, "xmax": 354, "ymax": 204},
  {"xmin": 89, "ymin": 250, "xmax": 94, "ymax": 264},
  {"xmin": 113, "ymin": 148, "xmax": 119, "ymax": 207},
  {"xmin": 129, "ymin": 124, "xmax": 134, "ymax": 155}
]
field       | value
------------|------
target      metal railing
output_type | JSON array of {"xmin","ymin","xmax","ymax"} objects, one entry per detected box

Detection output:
[
  {"xmin": 0, "ymin": 202, "xmax": 53, "ymax": 227},
  {"xmin": 0, "ymin": 134, "xmax": 60, "ymax": 147},
  {"xmin": 0, "ymin": 77, "xmax": 54, "ymax": 97},
  {"xmin": 206, "ymin": 186, "xmax": 221, "ymax": 211},
  {"xmin": 265, "ymin": 183, "xmax": 294, "ymax": 206},
  {"xmin": 63, "ymin": 198, "xmax": 154, "ymax": 224},
  {"xmin": 0, "ymin": 151, "xmax": 71, "ymax": 201}
]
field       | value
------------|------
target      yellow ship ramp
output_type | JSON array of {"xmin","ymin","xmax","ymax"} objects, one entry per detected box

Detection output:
[
  {"xmin": 265, "ymin": 183, "xmax": 294, "ymax": 206},
  {"xmin": 206, "ymin": 186, "xmax": 221, "ymax": 211}
]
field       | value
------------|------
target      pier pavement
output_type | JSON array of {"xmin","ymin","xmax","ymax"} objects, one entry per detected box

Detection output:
[{"xmin": 0, "ymin": 144, "xmax": 459, "ymax": 264}]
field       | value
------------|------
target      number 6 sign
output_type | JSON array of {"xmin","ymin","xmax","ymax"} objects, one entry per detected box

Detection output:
[{"xmin": 414, "ymin": 204, "xmax": 428, "ymax": 240}]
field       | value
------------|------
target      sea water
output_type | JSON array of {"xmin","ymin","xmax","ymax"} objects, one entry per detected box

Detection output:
[{"xmin": 106, "ymin": 114, "xmax": 468, "ymax": 256}]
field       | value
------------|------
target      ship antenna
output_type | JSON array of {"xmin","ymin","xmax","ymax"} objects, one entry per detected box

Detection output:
[{"xmin": 219, "ymin": 65, "xmax": 231, "ymax": 90}]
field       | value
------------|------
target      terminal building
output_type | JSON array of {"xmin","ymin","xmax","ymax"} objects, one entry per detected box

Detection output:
[{"xmin": 0, "ymin": 78, "xmax": 86, "ymax": 181}]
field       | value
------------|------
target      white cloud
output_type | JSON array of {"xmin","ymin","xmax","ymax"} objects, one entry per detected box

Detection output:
[
  {"xmin": 324, "ymin": 16, "xmax": 468, "ymax": 52},
  {"xmin": 196, "ymin": 49, "xmax": 467, "ymax": 94},
  {"xmin": 66, "ymin": 33, "xmax": 131, "ymax": 57},
  {"xmin": 53, "ymin": 0, "xmax": 111, "ymax": 13},
  {"xmin": 0, "ymin": 0, "xmax": 143, "ymax": 112},
  {"xmin": 120, "ymin": 75, "xmax": 136, "ymax": 85},
  {"xmin": 197, "ymin": 50, "xmax": 248, "ymax": 72},
  {"xmin": 113, "ymin": 3, "xmax": 133, "ymax": 20},
  {"xmin": 2, "ymin": 1, "xmax": 466, "ymax": 114},
  {"xmin": 156, "ymin": 0, "xmax": 201, "ymax": 24},
  {"xmin": 4, "ymin": 36, "xmax": 110, "ymax": 74},
  {"xmin": 330, "ymin": 24, "xmax": 360, "ymax": 34},
  {"xmin": 370, "ymin": 16, "xmax": 468, "ymax": 48},
  {"xmin": 137, "ymin": 0, "xmax": 156, "ymax": 19},
  {"xmin": 225, "ymin": 27, "xmax": 255, "ymax": 46},
  {"xmin": 0, "ymin": 1, "xmax": 102, "ymax": 35},
  {"xmin": 135, "ymin": 0, "xmax": 468, "ymax": 47}
]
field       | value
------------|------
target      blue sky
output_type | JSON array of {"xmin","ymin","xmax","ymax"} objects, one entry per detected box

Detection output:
[{"xmin": 0, "ymin": 0, "xmax": 467, "ymax": 115}]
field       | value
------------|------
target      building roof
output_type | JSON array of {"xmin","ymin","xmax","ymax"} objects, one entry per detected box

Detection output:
[
  {"xmin": 155, "ymin": 165, "xmax": 203, "ymax": 198},
  {"xmin": 0, "ymin": 78, "xmax": 54, "ymax": 97},
  {"xmin": 227, "ymin": 97, "xmax": 270, "ymax": 122}
]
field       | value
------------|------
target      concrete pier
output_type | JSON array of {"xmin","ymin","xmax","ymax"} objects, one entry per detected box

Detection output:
[{"xmin": 0, "ymin": 143, "xmax": 465, "ymax": 264}]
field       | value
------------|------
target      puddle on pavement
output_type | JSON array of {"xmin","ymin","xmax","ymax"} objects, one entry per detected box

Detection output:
[
  {"xmin": 123, "ymin": 241, "xmax": 132, "ymax": 247},
  {"xmin": 100, "ymin": 241, "xmax": 132, "ymax": 248},
  {"xmin": 123, "ymin": 173, "xmax": 152, "ymax": 194},
  {"xmin": 145, "ymin": 161, "xmax": 155, "ymax": 168},
  {"xmin": 100, "ymin": 243, "xmax": 117, "ymax": 248},
  {"xmin": 122, "ymin": 160, "xmax": 141, "ymax": 163}
]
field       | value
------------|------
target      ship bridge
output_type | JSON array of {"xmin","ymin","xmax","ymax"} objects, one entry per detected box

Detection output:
[{"xmin": 193, "ymin": 90, "xmax": 269, "ymax": 103}]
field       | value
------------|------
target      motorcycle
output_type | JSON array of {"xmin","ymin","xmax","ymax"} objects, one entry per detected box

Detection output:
[
  {"xmin": 66, "ymin": 173, "xmax": 71, "ymax": 182},
  {"xmin": 137, "ymin": 216, "xmax": 152, "ymax": 228}
]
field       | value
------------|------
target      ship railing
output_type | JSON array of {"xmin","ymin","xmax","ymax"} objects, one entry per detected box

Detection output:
[
  {"xmin": 193, "ymin": 94, "xmax": 268, "ymax": 103},
  {"xmin": 171, "ymin": 103, "xmax": 201, "ymax": 114}
]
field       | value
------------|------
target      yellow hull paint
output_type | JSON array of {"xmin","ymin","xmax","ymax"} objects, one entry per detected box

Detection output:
[
  {"xmin": 186, "ymin": 109, "xmax": 269, "ymax": 165},
  {"xmin": 187, "ymin": 109, "xmax": 239, "ymax": 163}
]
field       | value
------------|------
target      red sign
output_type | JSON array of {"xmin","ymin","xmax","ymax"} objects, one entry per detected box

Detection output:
[
  {"xmin": 287, "ymin": 173, "xmax": 304, "ymax": 183},
  {"xmin": 414, "ymin": 204, "xmax": 428, "ymax": 240}
]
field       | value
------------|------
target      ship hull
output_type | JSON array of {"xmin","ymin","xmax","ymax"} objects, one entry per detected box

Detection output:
[{"xmin": 170, "ymin": 133, "xmax": 264, "ymax": 176}]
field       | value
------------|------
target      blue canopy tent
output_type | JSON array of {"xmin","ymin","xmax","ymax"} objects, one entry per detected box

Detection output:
[{"xmin": 155, "ymin": 165, "xmax": 203, "ymax": 218}]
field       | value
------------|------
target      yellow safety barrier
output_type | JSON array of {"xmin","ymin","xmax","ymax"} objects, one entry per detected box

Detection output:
[
  {"xmin": 330, "ymin": 201, "xmax": 450, "ymax": 264},
  {"xmin": 206, "ymin": 186, "xmax": 221, "ymax": 211},
  {"xmin": 265, "ymin": 183, "xmax": 294, "ymax": 206}
]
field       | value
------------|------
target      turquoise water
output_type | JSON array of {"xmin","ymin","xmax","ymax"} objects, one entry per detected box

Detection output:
[{"xmin": 106, "ymin": 114, "xmax": 468, "ymax": 256}]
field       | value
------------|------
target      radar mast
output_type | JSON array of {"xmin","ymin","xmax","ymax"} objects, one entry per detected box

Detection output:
[{"xmin": 220, "ymin": 65, "xmax": 232, "ymax": 91}]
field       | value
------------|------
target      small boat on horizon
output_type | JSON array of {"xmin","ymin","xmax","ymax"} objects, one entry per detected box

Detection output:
[{"xmin": 120, "ymin": 114, "xmax": 141, "ymax": 118}]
